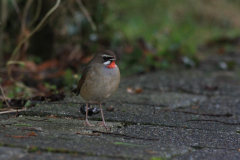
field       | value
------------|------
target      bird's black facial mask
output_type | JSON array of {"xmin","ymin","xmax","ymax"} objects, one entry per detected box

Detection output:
[
  {"xmin": 102, "ymin": 55, "xmax": 114, "ymax": 61},
  {"xmin": 102, "ymin": 55, "xmax": 115, "ymax": 66}
]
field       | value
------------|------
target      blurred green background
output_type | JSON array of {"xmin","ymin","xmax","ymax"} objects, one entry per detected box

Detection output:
[{"xmin": 1, "ymin": 0, "xmax": 240, "ymax": 98}]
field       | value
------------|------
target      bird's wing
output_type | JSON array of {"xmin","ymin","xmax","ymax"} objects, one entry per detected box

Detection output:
[{"xmin": 71, "ymin": 65, "xmax": 92, "ymax": 96}]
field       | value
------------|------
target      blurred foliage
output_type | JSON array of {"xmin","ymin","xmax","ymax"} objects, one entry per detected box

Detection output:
[
  {"xmin": 2, "ymin": 0, "xmax": 240, "ymax": 97},
  {"xmin": 108, "ymin": 0, "xmax": 240, "ymax": 74}
]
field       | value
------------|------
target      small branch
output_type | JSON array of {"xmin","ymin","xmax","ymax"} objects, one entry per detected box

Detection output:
[
  {"xmin": 7, "ymin": 0, "xmax": 61, "ymax": 82},
  {"xmin": 0, "ymin": 109, "xmax": 26, "ymax": 115},
  {"xmin": 75, "ymin": 0, "xmax": 97, "ymax": 31},
  {"xmin": 21, "ymin": 0, "xmax": 33, "ymax": 34},
  {"xmin": 10, "ymin": 0, "xmax": 22, "ymax": 19},
  {"xmin": 0, "ymin": 0, "xmax": 8, "ymax": 66},
  {"xmin": 28, "ymin": 0, "xmax": 42, "ymax": 27},
  {"xmin": 0, "ymin": 85, "xmax": 11, "ymax": 111},
  {"xmin": 9, "ymin": 0, "xmax": 61, "ymax": 60}
]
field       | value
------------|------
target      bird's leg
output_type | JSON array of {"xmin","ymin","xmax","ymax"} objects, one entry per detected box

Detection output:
[
  {"xmin": 84, "ymin": 102, "xmax": 94, "ymax": 126},
  {"xmin": 98, "ymin": 103, "xmax": 109, "ymax": 130}
]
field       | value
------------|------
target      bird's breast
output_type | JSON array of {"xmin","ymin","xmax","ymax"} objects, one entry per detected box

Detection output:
[{"xmin": 80, "ymin": 65, "xmax": 120, "ymax": 102}]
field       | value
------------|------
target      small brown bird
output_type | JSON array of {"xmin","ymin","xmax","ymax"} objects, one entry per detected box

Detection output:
[{"xmin": 72, "ymin": 50, "xmax": 120, "ymax": 130}]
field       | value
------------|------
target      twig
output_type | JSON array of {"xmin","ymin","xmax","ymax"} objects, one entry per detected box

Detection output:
[
  {"xmin": 75, "ymin": 0, "xmax": 97, "ymax": 31},
  {"xmin": 0, "ymin": 109, "xmax": 26, "ymax": 115},
  {"xmin": 0, "ymin": 95, "xmax": 11, "ymax": 101},
  {"xmin": 7, "ymin": 0, "xmax": 61, "ymax": 82},
  {"xmin": 28, "ymin": 0, "xmax": 42, "ymax": 27},
  {"xmin": 15, "ymin": 109, "xmax": 19, "ymax": 118},
  {"xmin": 91, "ymin": 130, "xmax": 159, "ymax": 141},
  {"xmin": 0, "ymin": 0, "xmax": 8, "ymax": 66},
  {"xmin": 21, "ymin": 0, "xmax": 33, "ymax": 34},
  {"xmin": 0, "ymin": 85, "xmax": 10, "ymax": 118},
  {"xmin": 5, "ymin": 135, "xmax": 30, "ymax": 138},
  {"xmin": 1, "ymin": 122, "xmax": 17, "ymax": 127},
  {"xmin": 10, "ymin": 0, "xmax": 22, "ymax": 19}
]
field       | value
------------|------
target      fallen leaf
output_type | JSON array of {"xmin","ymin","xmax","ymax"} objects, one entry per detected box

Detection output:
[
  {"xmin": 191, "ymin": 106, "xmax": 199, "ymax": 109},
  {"xmin": 127, "ymin": 87, "xmax": 133, "ymax": 93},
  {"xmin": 37, "ymin": 59, "xmax": 59, "ymax": 72},
  {"xmin": 26, "ymin": 132, "xmax": 37, "ymax": 136},
  {"xmin": 135, "ymin": 87, "xmax": 143, "ymax": 94},
  {"xmin": 204, "ymin": 85, "xmax": 218, "ymax": 91},
  {"xmin": 106, "ymin": 106, "xmax": 115, "ymax": 112},
  {"xmin": 127, "ymin": 87, "xmax": 143, "ymax": 94},
  {"xmin": 5, "ymin": 135, "xmax": 29, "ymax": 138},
  {"xmin": 45, "ymin": 115, "xmax": 58, "ymax": 118},
  {"xmin": 145, "ymin": 150, "xmax": 158, "ymax": 154},
  {"xmin": 25, "ymin": 61, "xmax": 38, "ymax": 72}
]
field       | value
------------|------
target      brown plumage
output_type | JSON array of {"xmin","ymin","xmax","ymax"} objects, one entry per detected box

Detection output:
[{"xmin": 72, "ymin": 50, "xmax": 120, "ymax": 130}]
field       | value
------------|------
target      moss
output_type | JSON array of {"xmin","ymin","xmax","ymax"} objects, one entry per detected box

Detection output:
[
  {"xmin": 28, "ymin": 146, "xmax": 38, "ymax": 152},
  {"xmin": 46, "ymin": 147, "xmax": 55, "ymax": 152},
  {"xmin": 114, "ymin": 142, "xmax": 144, "ymax": 147}
]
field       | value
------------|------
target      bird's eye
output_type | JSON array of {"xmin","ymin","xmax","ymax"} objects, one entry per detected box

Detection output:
[{"xmin": 102, "ymin": 56, "xmax": 112, "ymax": 61}]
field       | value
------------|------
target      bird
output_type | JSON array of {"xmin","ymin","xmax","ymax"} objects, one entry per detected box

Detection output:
[{"xmin": 72, "ymin": 50, "xmax": 120, "ymax": 130}]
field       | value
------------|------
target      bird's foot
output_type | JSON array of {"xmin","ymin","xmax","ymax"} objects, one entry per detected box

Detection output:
[
  {"xmin": 84, "ymin": 121, "xmax": 94, "ymax": 126},
  {"xmin": 98, "ymin": 122, "xmax": 110, "ymax": 130}
]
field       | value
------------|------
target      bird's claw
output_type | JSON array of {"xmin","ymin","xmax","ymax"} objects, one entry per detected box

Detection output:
[
  {"xmin": 84, "ymin": 121, "xmax": 94, "ymax": 126},
  {"xmin": 98, "ymin": 122, "xmax": 110, "ymax": 130}
]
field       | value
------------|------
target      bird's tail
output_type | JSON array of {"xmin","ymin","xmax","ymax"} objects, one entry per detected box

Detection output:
[{"xmin": 71, "ymin": 88, "xmax": 80, "ymax": 96}]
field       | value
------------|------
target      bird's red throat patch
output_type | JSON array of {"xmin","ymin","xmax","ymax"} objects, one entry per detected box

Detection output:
[{"xmin": 107, "ymin": 61, "xmax": 116, "ymax": 68}]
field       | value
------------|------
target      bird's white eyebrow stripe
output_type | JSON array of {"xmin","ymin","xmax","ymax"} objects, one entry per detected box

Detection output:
[{"xmin": 102, "ymin": 54, "xmax": 113, "ymax": 57}]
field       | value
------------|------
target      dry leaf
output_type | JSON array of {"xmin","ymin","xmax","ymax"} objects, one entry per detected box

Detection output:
[
  {"xmin": 5, "ymin": 135, "xmax": 29, "ymax": 138},
  {"xmin": 191, "ymin": 106, "xmax": 199, "ymax": 109},
  {"xmin": 25, "ymin": 61, "xmax": 38, "ymax": 72},
  {"xmin": 45, "ymin": 115, "xmax": 58, "ymax": 118},
  {"xmin": 145, "ymin": 150, "xmax": 158, "ymax": 154},
  {"xmin": 26, "ymin": 132, "xmax": 37, "ymax": 136},
  {"xmin": 37, "ymin": 59, "xmax": 59, "ymax": 72},
  {"xmin": 127, "ymin": 87, "xmax": 134, "ymax": 93},
  {"xmin": 106, "ymin": 106, "xmax": 115, "ymax": 112},
  {"xmin": 135, "ymin": 87, "xmax": 143, "ymax": 94}
]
